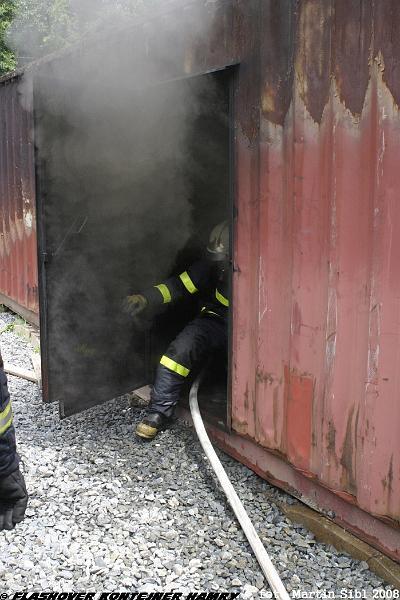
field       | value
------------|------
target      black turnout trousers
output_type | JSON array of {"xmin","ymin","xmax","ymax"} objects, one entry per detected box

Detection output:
[{"xmin": 149, "ymin": 315, "xmax": 227, "ymax": 418}]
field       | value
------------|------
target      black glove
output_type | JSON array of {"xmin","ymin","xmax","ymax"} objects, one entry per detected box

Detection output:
[
  {"xmin": 122, "ymin": 294, "xmax": 148, "ymax": 318},
  {"xmin": 0, "ymin": 468, "xmax": 28, "ymax": 531}
]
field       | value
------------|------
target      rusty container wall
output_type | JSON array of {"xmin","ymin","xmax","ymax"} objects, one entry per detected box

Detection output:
[
  {"xmin": 133, "ymin": 0, "xmax": 400, "ymax": 560},
  {"xmin": 228, "ymin": 0, "xmax": 400, "ymax": 561},
  {"xmin": 0, "ymin": 74, "xmax": 38, "ymax": 325}
]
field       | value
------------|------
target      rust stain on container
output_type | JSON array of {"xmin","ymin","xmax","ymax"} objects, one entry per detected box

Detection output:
[
  {"xmin": 333, "ymin": 0, "xmax": 373, "ymax": 116},
  {"xmin": 373, "ymin": 0, "xmax": 400, "ymax": 107},
  {"xmin": 340, "ymin": 405, "xmax": 357, "ymax": 496},
  {"xmin": 295, "ymin": 0, "xmax": 333, "ymax": 123},
  {"xmin": 260, "ymin": 0, "xmax": 296, "ymax": 125},
  {"xmin": 327, "ymin": 421, "xmax": 336, "ymax": 453},
  {"xmin": 284, "ymin": 366, "xmax": 314, "ymax": 470}
]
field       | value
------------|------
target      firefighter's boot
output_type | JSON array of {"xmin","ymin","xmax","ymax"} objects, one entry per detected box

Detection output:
[{"xmin": 135, "ymin": 412, "xmax": 166, "ymax": 441}]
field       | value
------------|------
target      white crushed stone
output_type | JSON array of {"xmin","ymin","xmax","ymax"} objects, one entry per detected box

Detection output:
[{"xmin": 0, "ymin": 311, "xmax": 393, "ymax": 597}]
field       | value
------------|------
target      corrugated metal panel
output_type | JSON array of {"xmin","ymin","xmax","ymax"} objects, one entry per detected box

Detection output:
[
  {"xmin": 0, "ymin": 75, "xmax": 38, "ymax": 324},
  {"xmin": 232, "ymin": 0, "xmax": 400, "ymax": 552}
]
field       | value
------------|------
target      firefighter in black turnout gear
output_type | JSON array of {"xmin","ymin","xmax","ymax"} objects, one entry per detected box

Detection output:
[
  {"xmin": 124, "ymin": 222, "xmax": 230, "ymax": 440},
  {"xmin": 0, "ymin": 350, "xmax": 28, "ymax": 530}
]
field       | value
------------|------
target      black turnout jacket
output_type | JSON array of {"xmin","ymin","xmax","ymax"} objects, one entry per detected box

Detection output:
[
  {"xmin": 142, "ymin": 259, "xmax": 230, "ymax": 321},
  {"xmin": 0, "ymin": 358, "xmax": 19, "ymax": 478}
]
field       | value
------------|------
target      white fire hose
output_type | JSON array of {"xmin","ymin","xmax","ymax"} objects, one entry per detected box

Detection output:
[{"xmin": 189, "ymin": 375, "xmax": 290, "ymax": 600}]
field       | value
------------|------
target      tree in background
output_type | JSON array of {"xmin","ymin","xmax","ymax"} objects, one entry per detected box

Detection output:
[
  {"xmin": 0, "ymin": 1, "xmax": 16, "ymax": 75},
  {"xmin": 0, "ymin": 0, "xmax": 75, "ymax": 76},
  {"xmin": 0, "ymin": 0, "xmax": 151, "ymax": 77},
  {"xmin": 11, "ymin": 0, "xmax": 74, "ymax": 61}
]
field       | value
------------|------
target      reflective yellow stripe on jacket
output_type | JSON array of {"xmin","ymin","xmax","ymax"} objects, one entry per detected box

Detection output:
[
  {"xmin": 215, "ymin": 289, "xmax": 229, "ymax": 307},
  {"xmin": 154, "ymin": 284, "xmax": 172, "ymax": 304},
  {"xmin": 0, "ymin": 401, "xmax": 13, "ymax": 435},
  {"xmin": 201, "ymin": 307, "xmax": 221, "ymax": 318},
  {"xmin": 179, "ymin": 271, "xmax": 198, "ymax": 294},
  {"xmin": 160, "ymin": 355, "xmax": 190, "ymax": 377}
]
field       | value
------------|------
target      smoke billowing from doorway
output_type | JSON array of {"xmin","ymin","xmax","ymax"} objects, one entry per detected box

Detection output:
[
  {"xmin": 8, "ymin": 1, "xmax": 230, "ymax": 413},
  {"xmin": 9, "ymin": 0, "xmax": 221, "ymax": 273}
]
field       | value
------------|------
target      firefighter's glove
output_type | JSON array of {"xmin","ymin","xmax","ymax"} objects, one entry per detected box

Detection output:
[
  {"xmin": 122, "ymin": 294, "xmax": 148, "ymax": 318},
  {"xmin": 0, "ymin": 468, "xmax": 28, "ymax": 531}
]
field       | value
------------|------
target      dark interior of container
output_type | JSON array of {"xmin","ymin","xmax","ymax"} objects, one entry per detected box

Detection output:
[
  {"xmin": 36, "ymin": 66, "xmax": 232, "ymax": 424},
  {"xmin": 148, "ymin": 71, "xmax": 231, "ymax": 428}
]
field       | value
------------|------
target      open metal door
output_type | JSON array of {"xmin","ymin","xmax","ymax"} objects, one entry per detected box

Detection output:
[
  {"xmin": 34, "ymin": 50, "xmax": 233, "ymax": 419},
  {"xmin": 34, "ymin": 63, "xmax": 205, "ymax": 417},
  {"xmin": 34, "ymin": 77, "xmax": 148, "ymax": 417}
]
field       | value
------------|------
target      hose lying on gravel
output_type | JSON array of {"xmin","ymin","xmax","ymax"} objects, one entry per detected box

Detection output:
[{"xmin": 189, "ymin": 374, "xmax": 290, "ymax": 600}]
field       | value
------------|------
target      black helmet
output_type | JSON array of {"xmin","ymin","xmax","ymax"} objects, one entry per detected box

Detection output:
[{"xmin": 207, "ymin": 221, "xmax": 229, "ymax": 262}]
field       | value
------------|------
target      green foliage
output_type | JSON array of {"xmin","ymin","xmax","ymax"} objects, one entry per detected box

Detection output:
[
  {"xmin": 0, "ymin": 1, "xmax": 17, "ymax": 75},
  {"xmin": 10, "ymin": 0, "xmax": 76, "ymax": 63},
  {"xmin": 0, "ymin": 322, "xmax": 15, "ymax": 334},
  {"xmin": 0, "ymin": 0, "xmax": 150, "ymax": 76}
]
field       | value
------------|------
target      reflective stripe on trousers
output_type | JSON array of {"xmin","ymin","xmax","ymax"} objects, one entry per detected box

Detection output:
[{"xmin": 160, "ymin": 355, "xmax": 190, "ymax": 377}]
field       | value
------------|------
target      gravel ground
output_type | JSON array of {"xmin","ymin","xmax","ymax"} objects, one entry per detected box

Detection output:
[{"xmin": 0, "ymin": 311, "xmax": 393, "ymax": 598}]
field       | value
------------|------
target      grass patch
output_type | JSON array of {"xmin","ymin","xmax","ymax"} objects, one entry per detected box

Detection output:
[
  {"xmin": 1, "ymin": 316, "xmax": 27, "ymax": 335},
  {"xmin": 0, "ymin": 322, "xmax": 15, "ymax": 334}
]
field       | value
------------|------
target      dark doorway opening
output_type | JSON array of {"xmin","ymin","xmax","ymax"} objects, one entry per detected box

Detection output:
[
  {"xmin": 147, "ymin": 70, "xmax": 232, "ymax": 429},
  {"xmin": 35, "ymin": 65, "xmax": 233, "ymax": 426}
]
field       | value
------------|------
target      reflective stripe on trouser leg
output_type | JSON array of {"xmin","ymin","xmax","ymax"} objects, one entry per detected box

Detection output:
[
  {"xmin": 160, "ymin": 355, "xmax": 190, "ymax": 377},
  {"xmin": 149, "ymin": 316, "xmax": 227, "ymax": 418}
]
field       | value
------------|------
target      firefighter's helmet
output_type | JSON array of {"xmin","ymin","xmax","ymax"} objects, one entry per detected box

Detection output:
[{"xmin": 207, "ymin": 221, "xmax": 230, "ymax": 261}]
